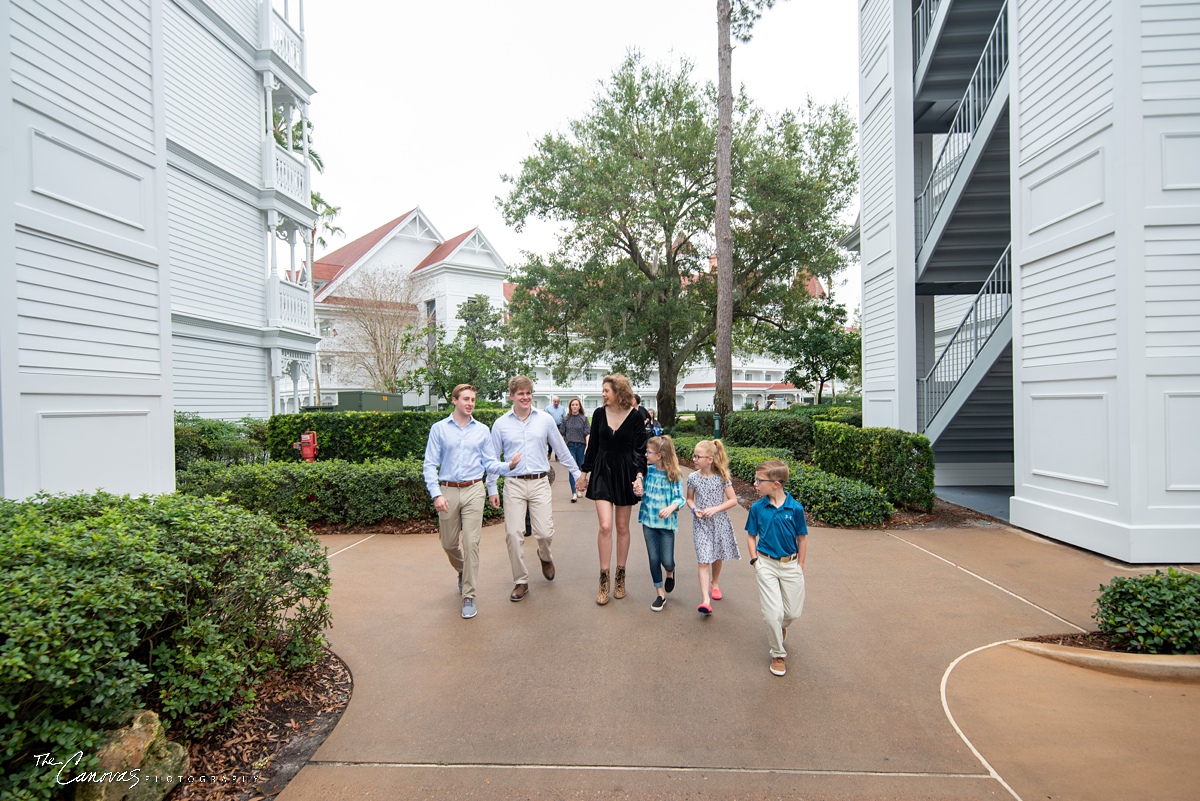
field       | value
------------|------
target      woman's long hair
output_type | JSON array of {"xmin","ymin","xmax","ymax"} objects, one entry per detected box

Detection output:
[
  {"xmin": 648, "ymin": 435, "xmax": 681, "ymax": 483},
  {"xmin": 568, "ymin": 397, "xmax": 584, "ymax": 417}
]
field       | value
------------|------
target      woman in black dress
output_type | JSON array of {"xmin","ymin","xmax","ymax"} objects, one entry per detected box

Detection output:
[{"xmin": 576, "ymin": 374, "xmax": 649, "ymax": 605}]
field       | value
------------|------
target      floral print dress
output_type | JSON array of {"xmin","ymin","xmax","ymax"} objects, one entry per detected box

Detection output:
[{"xmin": 687, "ymin": 471, "xmax": 742, "ymax": 564}]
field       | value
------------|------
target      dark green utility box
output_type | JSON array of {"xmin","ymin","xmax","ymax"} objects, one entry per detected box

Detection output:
[{"xmin": 304, "ymin": 391, "xmax": 409, "ymax": 412}]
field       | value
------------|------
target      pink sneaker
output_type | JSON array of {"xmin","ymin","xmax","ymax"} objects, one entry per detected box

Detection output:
[{"xmin": 711, "ymin": 586, "xmax": 723, "ymax": 601}]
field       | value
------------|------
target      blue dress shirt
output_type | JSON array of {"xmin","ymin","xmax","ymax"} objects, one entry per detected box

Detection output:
[
  {"xmin": 491, "ymin": 408, "xmax": 581, "ymax": 481},
  {"xmin": 423, "ymin": 415, "xmax": 509, "ymax": 499}
]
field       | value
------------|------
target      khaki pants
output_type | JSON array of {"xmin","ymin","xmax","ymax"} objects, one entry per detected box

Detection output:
[
  {"xmin": 437, "ymin": 480, "xmax": 486, "ymax": 598},
  {"xmin": 755, "ymin": 556, "xmax": 806, "ymax": 658},
  {"xmin": 503, "ymin": 476, "xmax": 553, "ymax": 584}
]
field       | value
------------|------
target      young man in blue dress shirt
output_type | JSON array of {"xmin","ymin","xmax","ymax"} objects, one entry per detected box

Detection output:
[
  {"xmin": 491, "ymin": 376, "xmax": 582, "ymax": 602},
  {"xmin": 745, "ymin": 459, "xmax": 809, "ymax": 676},
  {"xmin": 423, "ymin": 384, "xmax": 519, "ymax": 619}
]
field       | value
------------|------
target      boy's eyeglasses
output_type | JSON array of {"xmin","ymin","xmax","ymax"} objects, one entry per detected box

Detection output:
[{"xmin": 753, "ymin": 478, "xmax": 779, "ymax": 484}]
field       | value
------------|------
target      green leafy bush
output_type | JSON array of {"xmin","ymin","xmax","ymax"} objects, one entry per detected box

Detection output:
[
  {"xmin": 694, "ymin": 411, "xmax": 715, "ymax": 435},
  {"xmin": 0, "ymin": 492, "xmax": 330, "ymax": 799},
  {"xmin": 813, "ymin": 406, "xmax": 863, "ymax": 427},
  {"xmin": 724, "ymin": 411, "xmax": 815, "ymax": 462},
  {"xmin": 1094, "ymin": 568, "xmax": 1200, "ymax": 655},
  {"xmin": 174, "ymin": 411, "xmax": 268, "ymax": 471},
  {"xmin": 813, "ymin": 422, "xmax": 935, "ymax": 511},
  {"xmin": 178, "ymin": 458, "xmax": 501, "ymax": 526},
  {"xmin": 266, "ymin": 410, "xmax": 506, "ymax": 463},
  {"xmin": 669, "ymin": 437, "xmax": 891, "ymax": 527}
]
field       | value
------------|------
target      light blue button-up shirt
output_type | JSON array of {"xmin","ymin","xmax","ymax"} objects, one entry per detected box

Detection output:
[
  {"xmin": 491, "ymin": 408, "xmax": 581, "ymax": 481},
  {"xmin": 423, "ymin": 415, "xmax": 509, "ymax": 499}
]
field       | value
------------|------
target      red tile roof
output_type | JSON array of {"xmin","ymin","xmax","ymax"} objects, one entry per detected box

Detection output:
[
  {"xmin": 503, "ymin": 282, "xmax": 517, "ymax": 302},
  {"xmin": 681, "ymin": 381, "xmax": 800, "ymax": 390},
  {"xmin": 312, "ymin": 209, "xmax": 416, "ymax": 283},
  {"xmin": 413, "ymin": 229, "xmax": 474, "ymax": 271}
]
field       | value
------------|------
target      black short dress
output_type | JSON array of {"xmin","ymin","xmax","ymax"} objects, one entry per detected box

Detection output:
[{"xmin": 580, "ymin": 407, "xmax": 649, "ymax": 506}]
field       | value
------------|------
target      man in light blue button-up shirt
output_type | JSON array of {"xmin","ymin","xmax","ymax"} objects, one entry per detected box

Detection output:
[
  {"xmin": 491, "ymin": 376, "xmax": 581, "ymax": 601},
  {"xmin": 423, "ymin": 384, "xmax": 519, "ymax": 619}
]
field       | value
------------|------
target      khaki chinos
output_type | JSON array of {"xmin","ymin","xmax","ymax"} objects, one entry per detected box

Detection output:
[
  {"xmin": 437, "ymin": 479, "xmax": 487, "ymax": 598},
  {"xmin": 503, "ymin": 474, "xmax": 553, "ymax": 585},
  {"xmin": 755, "ymin": 555, "xmax": 806, "ymax": 658}
]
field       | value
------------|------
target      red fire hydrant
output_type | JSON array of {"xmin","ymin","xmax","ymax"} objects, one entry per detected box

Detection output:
[{"xmin": 293, "ymin": 430, "xmax": 319, "ymax": 463}]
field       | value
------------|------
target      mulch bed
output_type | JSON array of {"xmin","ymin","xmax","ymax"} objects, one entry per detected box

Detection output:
[
  {"xmin": 1022, "ymin": 631, "xmax": 1124, "ymax": 652},
  {"xmin": 175, "ymin": 648, "xmax": 351, "ymax": 800}
]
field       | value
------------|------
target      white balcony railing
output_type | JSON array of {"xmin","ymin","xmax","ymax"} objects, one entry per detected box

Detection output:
[
  {"xmin": 263, "ymin": 141, "xmax": 308, "ymax": 205},
  {"xmin": 912, "ymin": 0, "xmax": 944, "ymax": 71},
  {"xmin": 270, "ymin": 6, "xmax": 303, "ymax": 74},
  {"xmin": 917, "ymin": 245, "xmax": 1011, "ymax": 432},
  {"xmin": 914, "ymin": 0, "xmax": 1008, "ymax": 253},
  {"xmin": 275, "ymin": 278, "xmax": 313, "ymax": 333}
]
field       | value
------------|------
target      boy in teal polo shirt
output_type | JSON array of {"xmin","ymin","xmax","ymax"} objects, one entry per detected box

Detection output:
[{"xmin": 745, "ymin": 459, "xmax": 808, "ymax": 677}]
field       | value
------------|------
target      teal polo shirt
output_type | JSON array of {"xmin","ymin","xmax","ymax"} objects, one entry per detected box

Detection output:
[{"xmin": 746, "ymin": 492, "xmax": 808, "ymax": 559}]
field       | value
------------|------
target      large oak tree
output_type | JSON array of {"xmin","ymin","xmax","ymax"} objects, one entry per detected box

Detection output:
[{"xmin": 500, "ymin": 53, "xmax": 856, "ymax": 424}]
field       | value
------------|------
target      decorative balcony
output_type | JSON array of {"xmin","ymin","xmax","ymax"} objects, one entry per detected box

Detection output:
[
  {"xmin": 270, "ymin": 276, "xmax": 314, "ymax": 333},
  {"xmin": 262, "ymin": 140, "xmax": 308, "ymax": 207},
  {"xmin": 260, "ymin": 0, "xmax": 306, "ymax": 77}
]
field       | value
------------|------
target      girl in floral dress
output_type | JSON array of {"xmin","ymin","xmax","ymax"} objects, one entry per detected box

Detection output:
[{"xmin": 685, "ymin": 439, "xmax": 741, "ymax": 615}]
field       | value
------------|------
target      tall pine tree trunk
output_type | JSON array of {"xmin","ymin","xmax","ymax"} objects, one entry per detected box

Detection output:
[
  {"xmin": 656, "ymin": 361, "xmax": 682, "ymax": 428},
  {"xmin": 714, "ymin": 0, "xmax": 734, "ymax": 423}
]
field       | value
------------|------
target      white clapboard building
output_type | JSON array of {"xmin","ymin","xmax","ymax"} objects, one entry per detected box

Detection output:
[
  {"xmin": 313, "ymin": 209, "xmax": 829, "ymax": 414},
  {"xmin": 856, "ymin": 0, "xmax": 1200, "ymax": 561},
  {"xmin": 0, "ymin": 0, "xmax": 317, "ymax": 497}
]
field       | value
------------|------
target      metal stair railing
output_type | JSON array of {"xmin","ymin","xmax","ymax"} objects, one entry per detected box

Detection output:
[
  {"xmin": 917, "ymin": 244, "xmax": 1012, "ymax": 432},
  {"xmin": 914, "ymin": 0, "xmax": 1008, "ymax": 252},
  {"xmin": 913, "ymin": 0, "xmax": 944, "ymax": 72}
]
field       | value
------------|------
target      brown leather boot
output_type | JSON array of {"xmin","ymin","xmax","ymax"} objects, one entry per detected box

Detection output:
[
  {"xmin": 597, "ymin": 570, "xmax": 610, "ymax": 605},
  {"xmin": 614, "ymin": 566, "xmax": 627, "ymax": 599}
]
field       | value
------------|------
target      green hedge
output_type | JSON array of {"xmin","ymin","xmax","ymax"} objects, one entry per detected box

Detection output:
[
  {"xmin": 1095, "ymin": 568, "xmax": 1200, "ymax": 655},
  {"xmin": 669, "ymin": 437, "xmax": 892, "ymax": 527},
  {"xmin": 174, "ymin": 411, "xmax": 268, "ymax": 471},
  {"xmin": 178, "ymin": 458, "xmax": 502, "ymax": 526},
  {"xmin": 812, "ymin": 422, "xmax": 935, "ymax": 511},
  {"xmin": 266, "ymin": 409, "xmax": 507, "ymax": 463},
  {"xmin": 0, "ymin": 492, "xmax": 330, "ymax": 800},
  {"xmin": 724, "ymin": 411, "xmax": 815, "ymax": 462}
]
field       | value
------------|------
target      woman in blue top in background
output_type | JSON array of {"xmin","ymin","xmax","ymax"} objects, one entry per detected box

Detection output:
[{"xmin": 635, "ymin": 435, "xmax": 686, "ymax": 611}]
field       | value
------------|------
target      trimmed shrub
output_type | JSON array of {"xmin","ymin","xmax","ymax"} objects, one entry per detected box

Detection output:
[
  {"xmin": 174, "ymin": 411, "xmax": 268, "ymax": 471},
  {"xmin": 266, "ymin": 409, "xmax": 506, "ymax": 463},
  {"xmin": 178, "ymin": 458, "xmax": 502, "ymax": 526},
  {"xmin": 0, "ymin": 492, "xmax": 330, "ymax": 800},
  {"xmin": 694, "ymin": 411, "xmax": 716, "ymax": 435},
  {"xmin": 813, "ymin": 422, "xmax": 935, "ymax": 512},
  {"xmin": 813, "ymin": 406, "xmax": 863, "ymax": 427},
  {"xmin": 1094, "ymin": 568, "xmax": 1200, "ymax": 655},
  {"xmin": 724, "ymin": 410, "xmax": 815, "ymax": 462},
  {"xmin": 669, "ymin": 438, "xmax": 892, "ymax": 527}
]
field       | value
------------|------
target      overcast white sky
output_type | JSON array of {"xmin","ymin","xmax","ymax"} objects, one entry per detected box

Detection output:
[{"xmin": 302, "ymin": 0, "xmax": 862, "ymax": 311}]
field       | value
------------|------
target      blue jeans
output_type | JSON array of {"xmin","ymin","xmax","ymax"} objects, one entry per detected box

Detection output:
[
  {"xmin": 642, "ymin": 526, "xmax": 676, "ymax": 588},
  {"xmin": 567, "ymin": 442, "xmax": 586, "ymax": 493}
]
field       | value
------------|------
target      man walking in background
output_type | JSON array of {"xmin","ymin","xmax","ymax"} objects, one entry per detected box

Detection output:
[
  {"xmin": 546, "ymin": 395, "xmax": 567, "ymax": 459},
  {"xmin": 492, "ymin": 376, "xmax": 581, "ymax": 601},
  {"xmin": 423, "ymin": 384, "xmax": 519, "ymax": 620}
]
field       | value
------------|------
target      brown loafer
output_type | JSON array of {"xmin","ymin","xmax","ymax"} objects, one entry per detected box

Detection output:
[
  {"xmin": 541, "ymin": 558, "xmax": 555, "ymax": 581},
  {"xmin": 510, "ymin": 583, "xmax": 528, "ymax": 602}
]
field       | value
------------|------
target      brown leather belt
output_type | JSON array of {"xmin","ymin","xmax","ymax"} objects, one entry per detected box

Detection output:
[
  {"xmin": 761, "ymin": 553, "xmax": 798, "ymax": 563},
  {"xmin": 440, "ymin": 478, "xmax": 483, "ymax": 488},
  {"xmin": 512, "ymin": 472, "xmax": 548, "ymax": 480}
]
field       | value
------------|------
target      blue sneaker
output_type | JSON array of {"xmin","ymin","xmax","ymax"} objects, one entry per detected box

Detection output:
[{"xmin": 461, "ymin": 597, "xmax": 477, "ymax": 619}]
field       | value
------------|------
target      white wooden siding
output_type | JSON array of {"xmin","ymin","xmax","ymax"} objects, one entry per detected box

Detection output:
[
  {"xmin": 1142, "ymin": 1, "xmax": 1200, "ymax": 100},
  {"xmin": 167, "ymin": 169, "xmax": 265, "ymax": 326},
  {"xmin": 1145, "ymin": 226, "xmax": 1200, "ymax": 359},
  {"xmin": 1019, "ymin": 234, "xmax": 1117, "ymax": 368},
  {"xmin": 10, "ymin": 0, "xmax": 155, "ymax": 149},
  {"xmin": 372, "ymin": 236, "xmax": 442, "ymax": 274},
  {"xmin": 862, "ymin": 272, "xmax": 897, "ymax": 384},
  {"xmin": 173, "ymin": 338, "xmax": 269, "ymax": 419},
  {"xmin": 16, "ymin": 230, "xmax": 162, "ymax": 377},
  {"xmin": 163, "ymin": 1, "xmax": 262, "ymax": 185},
  {"xmin": 201, "ymin": 0, "xmax": 260, "ymax": 47},
  {"xmin": 1017, "ymin": 0, "xmax": 1114, "ymax": 163}
]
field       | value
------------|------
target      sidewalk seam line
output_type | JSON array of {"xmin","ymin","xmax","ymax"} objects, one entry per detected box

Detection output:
[
  {"xmin": 305, "ymin": 761, "xmax": 992, "ymax": 779},
  {"xmin": 941, "ymin": 641, "xmax": 1025, "ymax": 801},
  {"xmin": 886, "ymin": 532, "xmax": 1087, "ymax": 632},
  {"xmin": 327, "ymin": 534, "xmax": 376, "ymax": 558}
]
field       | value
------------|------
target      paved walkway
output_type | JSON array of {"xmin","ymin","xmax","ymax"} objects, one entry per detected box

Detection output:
[{"xmin": 279, "ymin": 465, "xmax": 1200, "ymax": 801}]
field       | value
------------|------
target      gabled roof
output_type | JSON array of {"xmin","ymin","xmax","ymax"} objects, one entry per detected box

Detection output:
[
  {"xmin": 412, "ymin": 227, "xmax": 506, "ymax": 272},
  {"xmin": 314, "ymin": 208, "xmax": 446, "ymax": 302}
]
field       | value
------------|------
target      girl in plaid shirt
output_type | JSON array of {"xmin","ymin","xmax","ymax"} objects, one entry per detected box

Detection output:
[{"xmin": 636, "ymin": 435, "xmax": 686, "ymax": 611}]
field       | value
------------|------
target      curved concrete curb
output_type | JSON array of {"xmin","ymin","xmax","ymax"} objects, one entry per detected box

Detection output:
[{"xmin": 1008, "ymin": 640, "xmax": 1200, "ymax": 683}]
